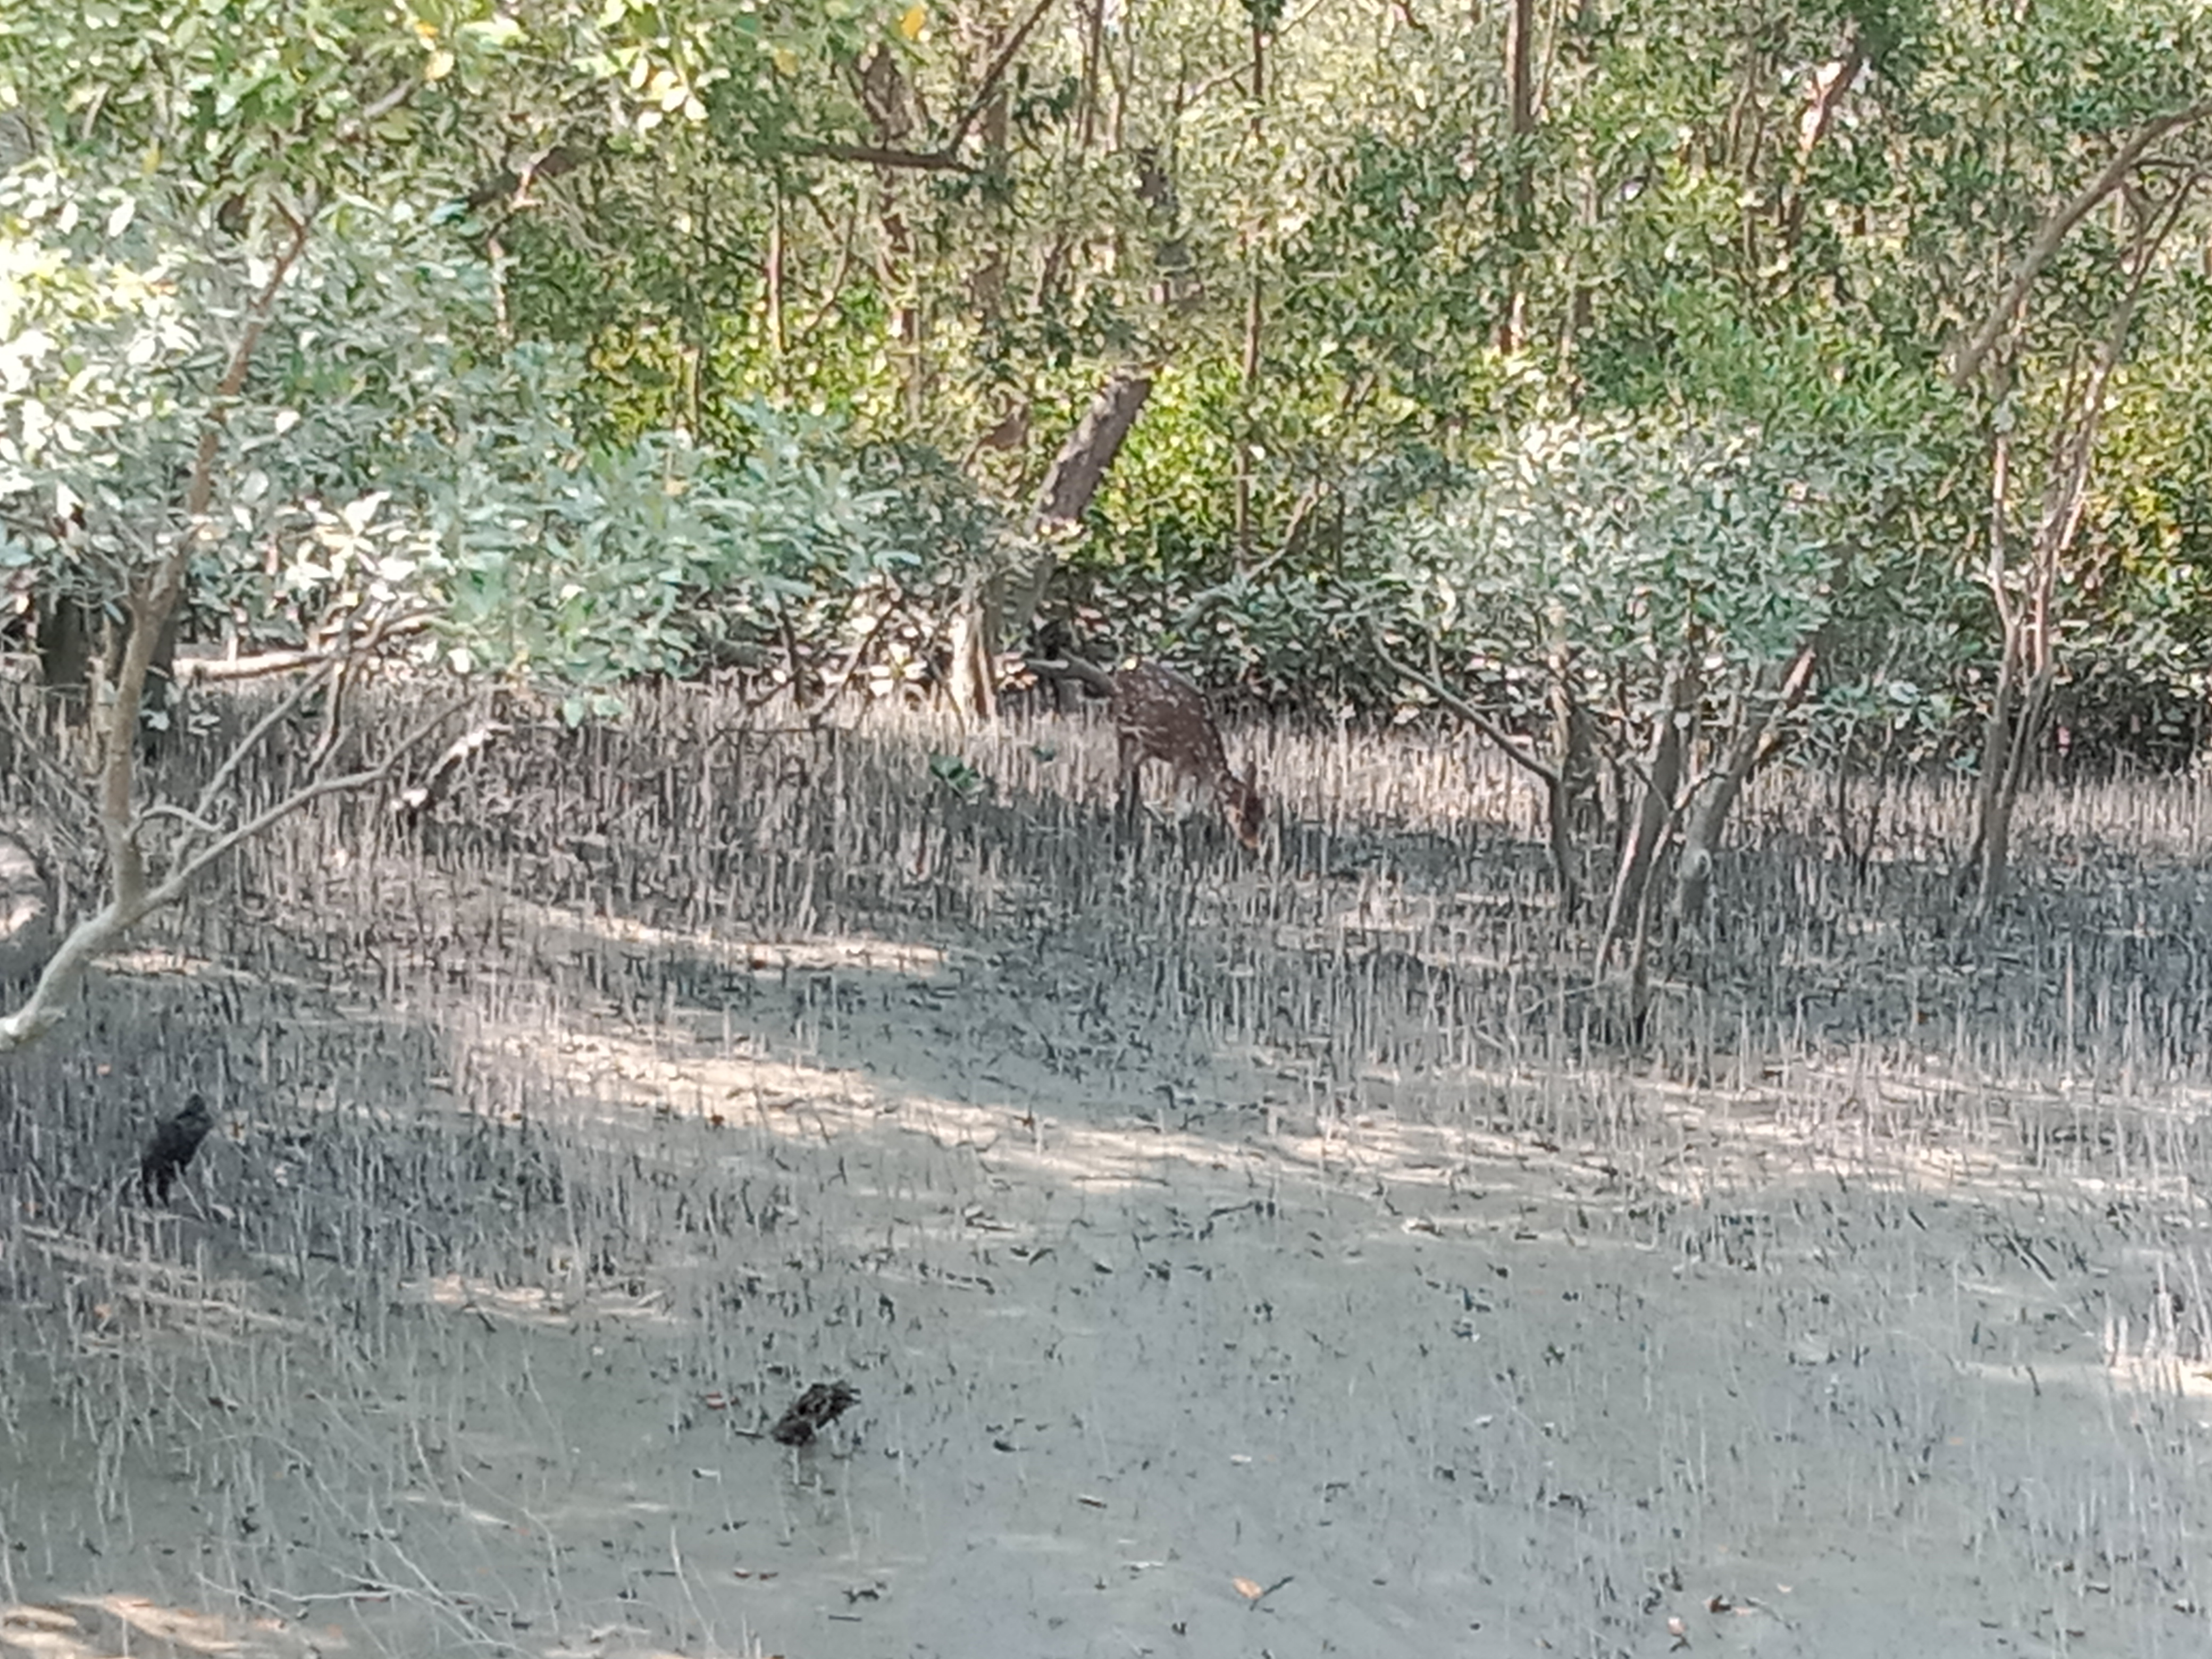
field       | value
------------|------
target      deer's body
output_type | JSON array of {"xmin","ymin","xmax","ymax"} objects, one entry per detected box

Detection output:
[{"xmin": 1041, "ymin": 656, "xmax": 1264, "ymax": 850}]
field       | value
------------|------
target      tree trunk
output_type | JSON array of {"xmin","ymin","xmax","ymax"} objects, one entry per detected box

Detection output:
[
  {"xmin": 1008, "ymin": 366, "xmax": 1152, "ymax": 622},
  {"xmin": 1598, "ymin": 657, "xmax": 1698, "ymax": 973},
  {"xmin": 37, "ymin": 594, "xmax": 180, "ymax": 751},
  {"xmin": 943, "ymin": 585, "xmax": 998, "ymax": 723},
  {"xmin": 1540, "ymin": 773, "xmax": 1583, "ymax": 919},
  {"xmin": 1964, "ymin": 655, "xmax": 2057, "ymax": 912},
  {"xmin": 1673, "ymin": 643, "xmax": 1815, "ymax": 927},
  {"xmin": 1545, "ymin": 665, "xmax": 1599, "ymax": 916},
  {"xmin": 942, "ymin": 368, "xmax": 1153, "ymax": 719},
  {"xmin": 1949, "ymin": 147, "xmax": 2188, "ymax": 913},
  {"xmin": 34, "ymin": 594, "xmax": 95, "ymax": 704},
  {"xmin": 1956, "ymin": 181, "xmax": 2180, "ymax": 910},
  {"xmin": 1498, "ymin": 0, "xmax": 1535, "ymax": 351}
]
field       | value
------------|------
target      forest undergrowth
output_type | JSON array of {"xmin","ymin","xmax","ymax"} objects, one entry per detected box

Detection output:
[{"xmin": 4, "ymin": 681, "xmax": 2212, "ymax": 1657}]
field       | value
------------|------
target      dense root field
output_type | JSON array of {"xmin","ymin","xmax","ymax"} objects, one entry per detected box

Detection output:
[{"xmin": 7, "ymin": 686, "xmax": 2212, "ymax": 1658}]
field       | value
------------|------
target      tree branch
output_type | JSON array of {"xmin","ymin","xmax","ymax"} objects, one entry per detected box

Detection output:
[
  {"xmin": 2026, "ymin": 174, "xmax": 2185, "ymax": 608},
  {"xmin": 156, "ymin": 698, "xmax": 463, "ymax": 901},
  {"xmin": 172, "ymin": 613, "xmax": 431, "ymax": 685},
  {"xmin": 795, "ymin": 0, "xmax": 1057, "ymax": 178},
  {"xmin": 177, "ymin": 659, "xmax": 343, "ymax": 847},
  {"xmin": 942, "ymin": 0, "xmax": 1057, "ymax": 154},
  {"xmin": 1949, "ymin": 100, "xmax": 2212, "ymax": 386},
  {"xmin": 790, "ymin": 140, "xmax": 977, "ymax": 173},
  {"xmin": 1365, "ymin": 621, "xmax": 1560, "ymax": 785},
  {"xmin": 1779, "ymin": 38, "xmax": 1864, "ymax": 254},
  {"xmin": 0, "ymin": 696, "xmax": 465, "ymax": 1052},
  {"xmin": 337, "ymin": 76, "xmax": 421, "ymax": 143},
  {"xmin": 1180, "ymin": 0, "xmax": 1331, "ymax": 110},
  {"xmin": 100, "ymin": 210, "xmax": 316, "ymax": 914}
]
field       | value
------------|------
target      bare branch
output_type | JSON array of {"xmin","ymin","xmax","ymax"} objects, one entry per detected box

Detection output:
[
  {"xmin": 174, "ymin": 648, "xmax": 329, "ymax": 685},
  {"xmin": 336, "ymin": 77, "xmax": 421, "ymax": 144},
  {"xmin": 0, "ymin": 693, "xmax": 465, "ymax": 1053},
  {"xmin": 1950, "ymin": 100, "xmax": 2212, "ymax": 386},
  {"xmin": 942, "ymin": 0, "xmax": 1057, "ymax": 154},
  {"xmin": 1778, "ymin": 38, "xmax": 1864, "ymax": 253},
  {"xmin": 150, "ymin": 696, "xmax": 466, "ymax": 903},
  {"xmin": 136, "ymin": 801, "xmax": 225, "ymax": 836},
  {"xmin": 792, "ymin": 140, "xmax": 977, "ymax": 173},
  {"xmin": 173, "ymin": 613, "xmax": 431, "ymax": 685},
  {"xmin": 179, "ymin": 659, "xmax": 342, "ymax": 841},
  {"xmin": 390, "ymin": 720, "xmax": 507, "ymax": 820},
  {"xmin": 461, "ymin": 144, "xmax": 586, "ymax": 213},
  {"xmin": 1365, "ymin": 621, "xmax": 1560, "ymax": 785},
  {"xmin": 0, "ymin": 899, "xmax": 138, "ymax": 1051},
  {"xmin": 2029, "ymin": 175, "xmax": 2187, "ymax": 587},
  {"xmin": 1749, "ymin": 640, "xmax": 1820, "ymax": 775},
  {"xmin": 306, "ymin": 657, "xmax": 353, "ymax": 775},
  {"xmin": 1983, "ymin": 424, "xmax": 2015, "ymax": 626}
]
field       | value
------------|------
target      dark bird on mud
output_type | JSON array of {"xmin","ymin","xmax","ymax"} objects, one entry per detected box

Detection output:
[
  {"xmin": 139, "ymin": 1093, "xmax": 213, "ymax": 1205},
  {"xmin": 772, "ymin": 1380, "xmax": 859, "ymax": 1446}
]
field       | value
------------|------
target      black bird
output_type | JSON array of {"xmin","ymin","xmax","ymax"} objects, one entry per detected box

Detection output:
[
  {"xmin": 771, "ymin": 1381, "xmax": 858, "ymax": 1446},
  {"xmin": 139, "ymin": 1093, "xmax": 213, "ymax": 1205}
]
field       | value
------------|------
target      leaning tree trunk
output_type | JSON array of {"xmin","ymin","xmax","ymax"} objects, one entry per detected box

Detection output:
[
  {"xmin": 1673, "ymin": 643, "xmax": 1816, "ymax": 927},
  {"xmin": 942, "ymin": 366, "xmax": 1153, "ymax": 719},
  {"xmin": 1598, "ymin": 656, "xmax": 1699, "ymax": 974}
]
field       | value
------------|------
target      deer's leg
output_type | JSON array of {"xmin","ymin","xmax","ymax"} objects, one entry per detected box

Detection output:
[{"xmin": 1116, "ymin": 737, "xmax": 1145, "ymax": 835}]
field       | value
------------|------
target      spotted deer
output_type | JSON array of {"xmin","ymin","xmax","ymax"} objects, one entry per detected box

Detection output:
[{"xmin": 1038, "ymin": 655, "xmax": 1265, "ymax": 851}]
